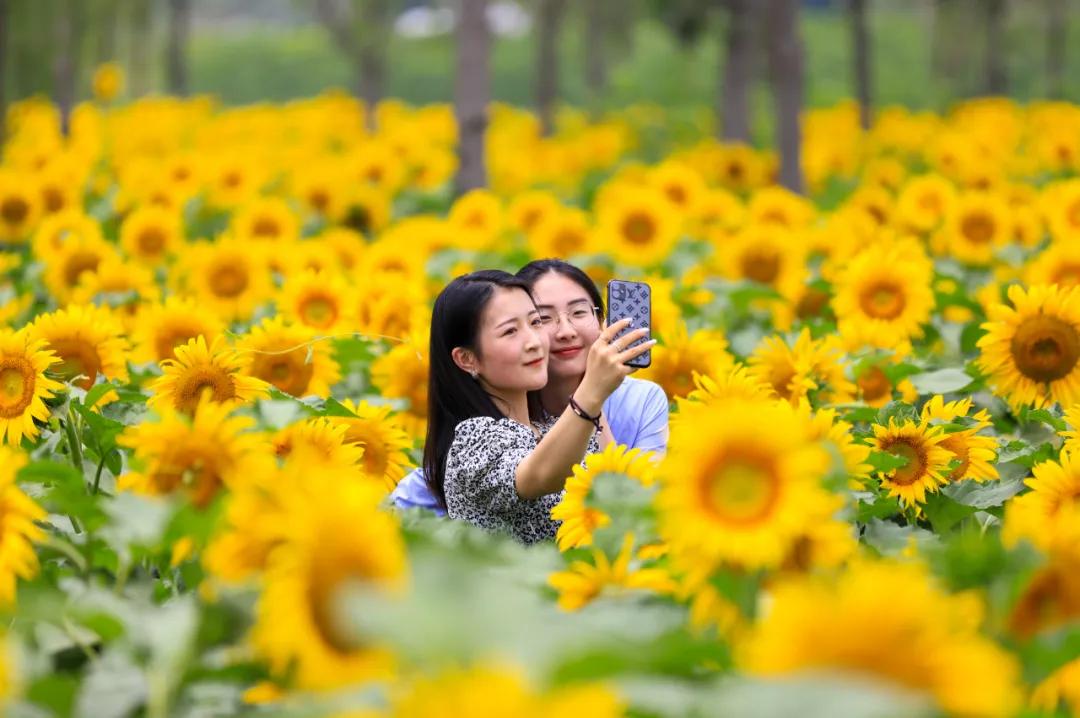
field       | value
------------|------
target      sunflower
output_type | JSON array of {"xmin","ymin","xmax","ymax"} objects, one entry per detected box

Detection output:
[
  {"xmin": 718, "ymin": 224, "xmax": 807, "ymax": 296},
  {"xmin": 1044, "ymin": 179, "xmax": 1080, "ymax": 244},
  {"xmin": 176, "ymin": 238, "xmax": 273, "ymax": 322},
  {"xmin": 0, "ymin": 446, "xmax": 46, "ymax": 604},
  {"xmin": 118, "ymin": 398, "xmax": 271, "ymax": 507},
  {"xmin": 1003, "ymin": 450, "xmax": 1080, "ymax": 559},
  {"xmin": 507, "ymin": 189, "xmax": 562, "ymax": 236},
  {"xmin": 29, "ymin": 304, "xmax": 129, "ymax": 390},
  {"xmin": 91, "ymin": 61, "xmax": 124, "ymax": 101},
  {"xmin": 347, "ymin": 140, "xmax": 407, "ymax": 195},
  {"xmin": 277, "ymin": 269, "xmax": 356, "ymax": 335},
  {"xmin": 941, "ymin": 191, "xmax": 1011, "ymax": 266},
  {"xmin": 550, "ymin": 443, "xmax": 658, "ymax": 551},
  {"xmin": 205, "ymin": 155, "xmax": 265, "ymax": 210},
  {"xmin": 231, "ymin": 196, "xmax": 300, "ymax": 244},
  {"xmin": 0, "ymin": 170, "xmax": 42, "ymax": 242},
  {"xmin": 747, "ymin": 329, "xmax": 855, "ymax": 407},
  {"xmin": 358, "ymin": 237, "xmax": 427, "ymax": 284},
  {"xmin": 148, "ymin": 335, "xmax": 269, "ymax": 414},
  {"xmin": 272, "ymin": 417, "xmax": 366, "ymax": 470},
  {"xmin": 119, "ymin": 205, "xmax": 183, "ymax": 265},
  {"xmin": 341, "ymin": 185, "xmax": 392, "ymax": 238},
  {"xmin": 657, "ymin": 397, "xmax": 834, "ymax": 569},
  {"xmin": 0, "ymin": 329, "xmax": 63, "ymax": 446},
  {"xmin": 802, "ymin": 404, "xmax": 872, "ymax": 486},
  {"xmin": 250, "ymin": 478, "xmax": 405, "ymax": 690},
  {"xmin": 548, "ymin": 532, "xmax": 678, "ymax": 612},
  {"xmin": 895, "ymin": 173, "xmax": 956, "ymax": 233},
  {"xmin": 674, "ymin": 365, "xmax": 772, "ymax": 421},
  {"xmin": 35, "ymin": 158, "xmax": 82, "ymax": 217},
  {"xmin": 871, "ymin": 418, "xmax": 954, "ymax": 506},
  {"xmin": 131, "ymin": 296, "xmax": 226, "ymax": 364},
  {"xmin": 647, "ymin": 160, "xmax": 707, "ymax": 218},
  {"xmin": 447, "ymin": 188, "xmax": 505, "ymax": 250},
  {"xmin": 638, "ymin": 323, "xmax": 735, "ymax": 401},
  {"xmin": 1031, "ymin": 655, "xmax": 1080, "ymax": 716},
  {"xmin": 747, "ymin": 186, "xmax": 816, "ymax": 229},
  {"xmin": 41, "ymin": 231, "xmax": 117, "ymax": 304},
  {"xmin": 291, "ymin": 161, "xmax": 350, "ymax": 223},
  {"xmin": 920, "ymin": 395, "xmax": 998, "ymax": 483},
  {"xmin": 833, "ymin": 239, "xmax": 935, "ymax": 348},
  {"xmin": 692, "ymin": 187, "xmax": 744, "ymax": 238},
  {"xmin": 713, "ymin": 142, "xmax": 767, "ymax": 193},
  {"xmin": 977, "ymin": 283, "xmax": 1080, "ymax": 409},
  {"xmin": 738, "ymin": 559, "xmax": 1022, "ymax": 718},
  {"xmin": 842, "ymin": 184, "xmax": 894, "ymax": 228},
  {"xmin": 1007, "ymin": 554, "xmax": 1080, "ymax": 639},
  {"xmin": 69, "ymin": 255, "xmax": 159, "ymax": 325},
  {"xmin": 31, "ymin": 209, "xmax": 103, "ymax": 259},
  {"xmin": 354, "ymin": 274, "xmax": 427, "ymax": 341},
  {"xmin": 328, "ymin": 399, "xmax": 413, "ymax": 493},
  {"xmin": 595, "ymin": 185, "xmax": 681, "ymax": 267},
  {"xmin": 527, "ymin": 207, "xmax": 595, "ymax": 260},
  {"xmin": 370, "ymin": 331, "xmax": 429, "ymax": 438},
  {"xmin": 1024, "ymin": 241, "xmax": 1080, "ymax": 291},
  {"xmin": 853, "ymin": 361, "xmax": 919, "ymax": 407}
]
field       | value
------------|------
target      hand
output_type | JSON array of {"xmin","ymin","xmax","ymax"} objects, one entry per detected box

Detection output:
[{"xmin": 574, "ymin": 318, "xmax": 655, "ymax": 414}]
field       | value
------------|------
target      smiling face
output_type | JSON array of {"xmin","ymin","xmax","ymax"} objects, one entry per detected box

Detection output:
[
  {"xmin": 531, "ymin": 271, "xmax": 602, "ymax": 381},
  {"xmin": 464, "ymin": 286, "xmax": 549, "ymax": 393}
]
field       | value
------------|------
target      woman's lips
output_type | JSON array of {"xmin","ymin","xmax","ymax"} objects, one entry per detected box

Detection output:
[
  {"xmin": 551, "ymin": 347, "xmax": 582, "ymax": 359},
  {"xmin": 524, "ymin": 357, "xmax": 545, "ymax": 367}
]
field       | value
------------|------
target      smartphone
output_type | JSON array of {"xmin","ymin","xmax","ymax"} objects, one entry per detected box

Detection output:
[{"xmin": 606, "ymin": 279, "xmax": 652, "ymax": 369}]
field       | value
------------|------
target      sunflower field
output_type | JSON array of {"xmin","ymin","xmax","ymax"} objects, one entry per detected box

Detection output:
[{"xmin": 2, "ymin": 80, "xmax": 1080, "ymax": 717}]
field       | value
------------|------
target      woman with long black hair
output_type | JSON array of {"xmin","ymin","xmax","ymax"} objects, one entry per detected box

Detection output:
[{"xmin": 422, "ymin": 269, "xmax": 653, "ymax": 544}]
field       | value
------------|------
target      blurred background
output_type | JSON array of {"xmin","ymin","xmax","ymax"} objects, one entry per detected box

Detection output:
[{"xmin": 5, "ymin": 0, "xmax": 1080, "ymax": 114}]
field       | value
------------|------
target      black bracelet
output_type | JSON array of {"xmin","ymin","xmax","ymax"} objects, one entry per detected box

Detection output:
[{"xmin": 568, "ymin": 395, "xmax": 602, "ymax": 432}]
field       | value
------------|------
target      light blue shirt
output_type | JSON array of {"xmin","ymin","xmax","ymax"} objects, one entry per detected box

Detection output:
[{"xmin": 390, "ymin": 377, "xmax": 670, "ymax": 515}]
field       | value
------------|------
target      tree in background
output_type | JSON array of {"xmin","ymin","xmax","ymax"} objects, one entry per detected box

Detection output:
[
  {"xmin": 583, "ymin": 0, "xmax": 607, "ymax": 115},
  {"xmin": 53, "ymin": 0, "xmax": 86, "ymax": 133},
  {"xmin": 984, "ymin": 0, "xmax": 1007, "ymax": 95},
  {"xmin": 849, "ymin": 0, "xmax": 871, "ymax": 129},
  {"xmin": 311, "ymin": 0, "xmax": 393, "ymax": 129},
  {"xmin": 765, "ymin": 0, "xmax": 804, "ymax": 193},
  {"xmin": 1046, "ymin": 0, "xmax": 1066, "ymax": 98},
  {"xmin": 535, "ymin": 0, "xmax": 566, "ymax": 136},
  {"xmin": 717, "ymin": 0, "xmax": 754, "ymax": 142},
  {"xmin": 128, "ymin": 0, "xmax": 153, "ymax": 97},
  {"xmin": 455, "ymin": 0, "xmax": 490, "ymax": 193},
  {"xmin": 166, "ymin": 0, "xmax": 192, "ymax": 96}
]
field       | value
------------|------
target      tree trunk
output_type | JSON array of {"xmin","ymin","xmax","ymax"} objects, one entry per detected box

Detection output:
[
  {"xmin": 719, "ymin": 0, "xmax": 753, "ymax": 142},
  {"xmin": 0, "ymin": 0, "xmax": 7, "ymax": 138},
  {"xmin": 536, "ymin": 0, "xmax": 566, "ymax": 137},
  {"xmin": 358, "ymin": 0, "xmax": 389, "ymax": 130},
  {"xmin": 53, "ymin": 0, "xmax": 80, "ymax": 134},
  {"xmin": 455, "ymin": 0, "xmax": 490, "ymax": 194},
  {"xmin": 129, "ymin": 0, "xmax": 152, "ymax": 97},
  {"xmin": 584, "ymin": 0, "xmax": 607, "ymax": 116},
  {"xmin": 166, "ymin": 0, "xmax": 191, "ymax": 95},
  {"xmin": 765, "ymin": 0, "xmax": 804, "ymax": 193},
  {"xmin": 984, "ymin": 0, "xmax": 1007, "ymax": 95},
  {"xmin": 96, "ymin": 0, "xmax": 119, "ymax": 63},
  {"xmin": 932, "ymin": 0, "xmax": 971, "ymax": 97},
  {"xmin": 850, "ymin": 0, "xmax": 871, "ymax": 130},
  {"xmin": 1046, "ymin": 0, "xmax": 1066, "ymax": 98}
]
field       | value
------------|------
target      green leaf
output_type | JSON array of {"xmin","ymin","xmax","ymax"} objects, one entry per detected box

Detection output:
[
  {"xmin": 855, "ymin": 495, "xmax": 901, "ymax": 522},
  {"xmin": 921, "ymin": 491, "xmax": 979, "ymax": 533},
  {"xmin": 26, "ymin": 673, "xmax": 80, "ymax": 717},
  {"xmin": 1019, "ymin": 407, "xmax": 1067, "ymax": 432},
  {"xmin": 943, "ymin": 477, "xmax": 1026, "ymax": 509},
  {"xmin": 83, "ymin": 382, "xmax": 116, "ymax": 410},
  {"xmin": 867, "ymin": 450, "xmax": 909, "ymax": 473},
  {"xmin": 908, "ymin": 367, "xmax": 973, "ymax": 394},
  {"xmin": 959, "ymin": 321, "xmax": 986, "ymax": 355}
]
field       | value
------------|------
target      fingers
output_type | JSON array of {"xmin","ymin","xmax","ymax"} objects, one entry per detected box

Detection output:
[
  {"xmin": 598, "ymin": 318, "xmax": 632, "ymax": 344},
  {"xmin": 618, "ymin": 338, "xmax": 656, "ymax": 361},
  {"xmin": 610, "ymin": 327, "xmax": 650, "ymax": 352}
]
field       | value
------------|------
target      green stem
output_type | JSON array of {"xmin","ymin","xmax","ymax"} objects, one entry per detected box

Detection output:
[
  {"xmin": 92, "ymin": 457, "xmax": 105, "ymax": 495},
  {"xmin": 63, "ymin": 417, "xmax": 83, "ymax": 477}
]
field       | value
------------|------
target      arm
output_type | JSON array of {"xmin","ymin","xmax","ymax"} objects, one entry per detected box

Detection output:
[
  {"xmin": 514, "ymin": 319, "xmax": 654, "ymax": 500},
  {"xmin": 631, "ymin": 383, "xmax": 671, "ymax": 457}
]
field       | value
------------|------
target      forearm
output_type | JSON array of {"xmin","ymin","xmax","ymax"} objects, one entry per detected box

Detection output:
[{"xmin": 514, "ymin": 409, "xmax": 595, "ymax": 500}]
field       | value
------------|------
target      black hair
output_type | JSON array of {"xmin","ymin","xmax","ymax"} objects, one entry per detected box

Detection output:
[
  {"xmin": 422, "ymin": 270, "xmax": 539, "ymax": 509},
  {"xmin": 515, "ymin": 258, "xmax": 605, "ymax": 319}
]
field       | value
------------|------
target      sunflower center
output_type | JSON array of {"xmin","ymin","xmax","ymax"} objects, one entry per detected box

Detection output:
[
  {"xmin": 961, "ymin": 212, "xmax": 995, "ymax": 244},
  {"xmin": 307, "ymin": 552, "xmax": 367, "ymax": 655},
  {"xmin": 252, "ymin": 218, "xmax": 280, "ymax": 239},
  {"xmin": 253, "ymin": 353, "xmax": 314, "ymax": 397},
  {"xmin": 1051, "ymin": 264, "xmax": 1080, "ymax": 289},
  {"xmin": 858, "ymin": 281, "xmax": 905, "ymax": 320},
  {"xmin": 156, "ymin": 455, "xmax": 222, "ymax": 507},
  {"xmin": 768, "ymin": 364, "xmax": 798, "ymax": 401},
  {"xmin": 43, "ymin": 186, "xmax": 65, "ymax": 213},
  {"xmin": 881, "ymin": 439, "xmax": 926, "ymax": 487},
  {"xmin": 796, "ymin": 287, "xmax": 831, "ymax": 319},
  {"xmin": 309, "ymin": 190, "xmax": 329, "ymax": 211},
  {"xmin": 63, "ymin": 252, "xmax": 102, "ymax": 288},
  {"xmin": 348, "ymin": 427, "xmax": 388, "ymax": 477},
  {"xmin": 209, "ymin": 265, "xmax": 249, "ymax": 298},
  {"xmin": 1068, "ymin": 200, "xmax": 1080, "ymax": 229},
  {"xmin": 939, "ymin": 434, "xmax": 970, "ymax": 482},
  {"xmin": 664, "ymin": 184, "xmax": 687, "ymax": 206},
  {"xmin": 223, "ymin": 171, "xmax": 241, "ymax": 189},
  {"xmin": 917, "ymin": 193, "xmax": 941, "ymax": 213},
  {"xmin": 700, "ymin": 450, "xmax": 781, "ymax": 525},
  {"xmin": 138, "ymin": 227, "xmax": 166, "ymax": 255},
  {"xmin": 726, "ymin": 161, "xmax": 745, "ymax": 182},
  {"xmin": 174, "ymin": 367, "xmax": 237, "ymax": 413},
  {"xmin": 1010, "ymin": 315, "xmax": 1080, "ymax": 383},
  {"xmin": 0, "ymin": 359, "xmax": 34, "ymax": 418},
  {"xmin": 552, "ymin": 230, "xmax": 585, "ymax": 256},
  {"xmin": 741, "ymin": 249, "xmax": 780, "ymax": 284},
  {"xmin": 857, "ymin": 366, "xmax": 892, "ymax": 403},
  {"xmin": 50, "ymin": 338, "xmax": 103, "ymax": 389},
  {"xmin": 622, "ymin": 213, "xmax": 656, "ymax": 245},
  {"xmin": 0, "ymin": 197, "xmax": 29, "ymax": 225},
  {"xmin": 299, "ymin": 295, "xmax": 337, "ymax": 328}
]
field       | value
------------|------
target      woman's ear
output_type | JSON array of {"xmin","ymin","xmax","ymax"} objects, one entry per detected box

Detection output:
[{"xmin": 451, "ymin": 347, "xmax": 479, "ymax": 378}]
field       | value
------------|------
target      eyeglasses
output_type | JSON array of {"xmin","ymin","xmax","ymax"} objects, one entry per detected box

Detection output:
[{"xmin": 537, "ymin": 305, "xmax": 602, "ymax": 330}]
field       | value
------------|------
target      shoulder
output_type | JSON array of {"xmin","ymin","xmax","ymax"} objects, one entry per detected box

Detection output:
[
  {"xmin": 448, "ymin": 416, "xmax": 532, "ymax": 464},
  {"xmin": 452, "ymin": 416, "xmax": 524, "ymax": 442},
  {"xmin": 606, "ymin": 377, "xmax": 669, "ymax": 413}
]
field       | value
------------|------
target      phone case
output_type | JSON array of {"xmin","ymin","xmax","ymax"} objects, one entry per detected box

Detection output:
[{"xmin": 606, "ymin": 279, "xmax": 652, "ymax": 368}]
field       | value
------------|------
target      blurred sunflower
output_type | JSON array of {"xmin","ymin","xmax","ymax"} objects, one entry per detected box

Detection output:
[
  {"xmin": 747, "ymin": 186, "xmax": 816, "ymax": 229},
  {"xmin": 1031, "ymin": 654, "xmax": 1080, "ymax": 716},
  {"xmin": 237, "ymin": 317, "xmax": 339, "ymax": 398},
  {"xmin": 507, "ymin": 189, "xmax": 562, "ymax": 237},
  {"xmin": 205, "ymin": 154, "xmax": 265, "ymax": 210},
  {"xmin": 637, "ymin": 323, "xmax": 734, "ymax": 401},
  {"xmin": 69, "ymin": 256, "xmax": 159, "ymax": 327},
  {"xmin": 0, "ymin": 329, "xmax": 63, "ymax": 446},
  {"xmin": 853, "ymin": 362, "xmax": 918, "ymax": 407},
  {"xmin": 942, "ymin": 191, "xmax": 1011, "ymax": 266},
  {"xmin": 41, "ymin": 231, "xmax": 117, "ymax": 304},
  {"xmin": 739, "ymin": 559, "xmax": 1022, "ymax": 718},
  {"xmin": 647, "ymin": 160, "xmax": 707, "ymax": 218},
  {"xmin": 1007, "ymin": 554, "xmax": 1080, "ymax": 640},
  {"xmin": 0, "ymin": 171, "xmax": 41, "ymax": 242},
  {"xmin": 29, "ymin": 304, "xmax": 129, "ymax": 391},
  {"xmin": 231, "ymin": 197, "xmax": 300, "ymax": 244},
  {"xmin": 977, "ymin": 283, "xmax": 1080, "ymax": 409},
  {"xmin": 176, "ymin": 238, "xmax": 273, "ymax": 322},
  {"xmin": 527, "ymin": 207, "xmax": 594, "ymax": 260},
  {"xmin": 657, "ymin": 397, "xmax": 833, "ymax": 569},
  {"xmin": 291, "ymin": 162, "xmax": 350, "ymax": 223},
  {"xmin": 548, "ymin": 532, "xmax": 677, "ymax": 612},
  {"xmin": 370, "ymin": 331, "xmax": 429, "ymax": 438},
  {"xmin": 674, "ymin": 365, "xmax": 772, "ymax": 420},
  {"xmin": 118, "ymin": 398, "xmax": 271, "ymax": 507},
  {"xmin": 329, "ymin": 399, "xmax": 413, "ymax": 493},
  {"xmin": 871, "ymin": 418, "xmax": 953, "ymax": 506},
  {"xmin": 551, "ymin": 443, "xmax": 658, "ymax": 551},
  {"xmin": 341, "ymin": 185, "xmax": 392, "ymax": 238},
  {"xmin": 131, "ymin": 296, "xmax": 226, "ymax": 364},
  {"xmin": 1024, "ymin": 241, "xmax": 1080, "ymax": 290},
  {"xmin": 354, "ymin": 274, "xmax": 427, "ymax": 341},
  {"xmin": 277, "ymin": 269, "xmax": 356, "ymax": 335},
  {"xmin": 802, "ymin": 404, "xmax": 872, "ymax": 487},
  {"xmin": 920, "ymin": 395, "xmax": 998, "ymax": 483},
  {"xmin": 148, "ymin": 335, "xmax": 269, "ymax": 414},
  {"xmin": 251, "ymin": 477, "xmax": 405, "ymax": 690},
  {"xmin": 119, "ymin": 205, "xmax": 183, "ymax": 265},
  {"xmin": 91, "ymin": 62, "xmax": 124, "ymax": 101},
  {"xmin": 31, "ymin": 209, "xmax": 103, "ymax": 259},
  {"xmin": 1003, "ymin": 450, "xmax": 1080, "ymax": 558},
  {"xmin": 448, "ymin": 189, "xmax": 505, "ymax": 250},
  {"xmin": 747, "ymin": 329, "xmax": 854, "ymax": 407},
  {"xmin": 273, "ymin": 417, "xmax": 365, "ymax": 470},
  {"xmin": 1043, "ymin": 179, "xmax": 1080, "ymax": 243},
  {"xmin": 895, "ymin": 173, "xmax": 956, "ymax": 233},
  {"xmin": 595, "ymin": 185, "xmax": 681, "ymax": 267},
  {"xmin": 0, "ymin": 446, "xmax": 46, "ymax": 605},
  {"xmin": 719, "ymin": 224, "xmax": 806, "ymax": 295}
]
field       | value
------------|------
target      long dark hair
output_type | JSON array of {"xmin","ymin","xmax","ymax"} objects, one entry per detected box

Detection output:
[
  {"xmin": 423, "ymin": 270, "xmax": 538, "ymax": 508},
  {"xmin": 516, "ymin": 258, "xmax": 605, "ymax": 320}
]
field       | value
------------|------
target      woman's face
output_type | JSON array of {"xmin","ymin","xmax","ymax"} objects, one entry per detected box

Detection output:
[
  {"xmin": 531, "ymin": 271, "xmax": 602, "ymax": 381},
  {"xmin": 472, "ymin": 286, "xmax": 549, "ymax": 392}
]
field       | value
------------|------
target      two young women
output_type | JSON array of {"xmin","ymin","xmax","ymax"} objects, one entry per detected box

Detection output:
[{"xmin": 394, "ymin": 260, "xmax": 669, "ymax": 544}]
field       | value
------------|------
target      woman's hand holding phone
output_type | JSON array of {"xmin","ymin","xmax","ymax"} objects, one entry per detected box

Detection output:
[{"xmin": 573, "ymin": 318, "xmax": 654, "ymax": 415}]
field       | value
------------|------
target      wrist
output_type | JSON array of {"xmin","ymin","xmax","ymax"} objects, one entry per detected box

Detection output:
[{"xmin": 571, "ymin": 389, "xmax": 603, "ymax": 416}]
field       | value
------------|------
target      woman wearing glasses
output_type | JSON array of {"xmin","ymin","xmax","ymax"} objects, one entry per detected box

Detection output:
[{"xmin": 393, "ymin": 259, "xmax": 670, "ymax": 528}]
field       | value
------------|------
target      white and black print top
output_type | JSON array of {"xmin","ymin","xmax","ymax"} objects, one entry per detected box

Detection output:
[{"xmin": 443, "ymin": 415, "xmax": 600, "ymax": 545}]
